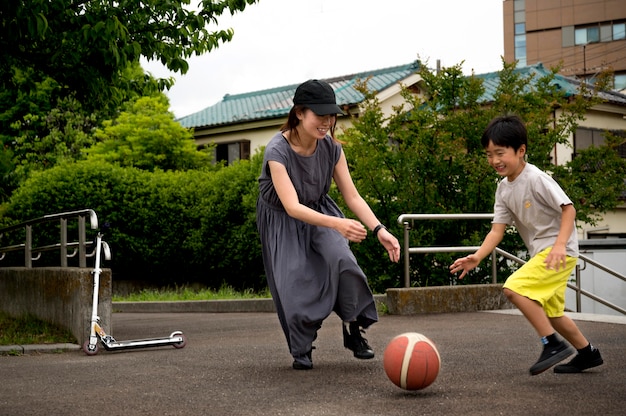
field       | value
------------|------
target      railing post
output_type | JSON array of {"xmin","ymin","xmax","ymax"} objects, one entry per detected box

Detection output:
[
  {"xmin": 575, "ymin": 264, "xmax": 582, "ymax": 313},
  {"xmin": 491, "ymin": 250, "xmax": 497, "ymax": 283},
  {"xmin": 60, "ymin": 218, "xmax": 68, "ymax": 267},
  {"xmin": 78, "ymin": 215, "xmax": 87, "ymax": 268},
  {"xmin": 25, "ymin": 225, "xmax": 32, "ymax": 268},
  {"xmin": 403, "ymin": 221, "xmax": 410, "ymax": 288}
]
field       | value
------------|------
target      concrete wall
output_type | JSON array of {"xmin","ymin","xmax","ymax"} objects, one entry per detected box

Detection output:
[
  {"xmin": 386, "ymin": 284, "xmax": 513, "ymax": 315},
  {"xmin": 0, "ymin": 267, "xmax": 112, "ymax": 346}
]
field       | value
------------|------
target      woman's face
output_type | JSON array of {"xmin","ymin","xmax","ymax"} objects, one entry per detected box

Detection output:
[{"xmin": 298, "ymin": 109, "xmax": 335, "ymax": 140}]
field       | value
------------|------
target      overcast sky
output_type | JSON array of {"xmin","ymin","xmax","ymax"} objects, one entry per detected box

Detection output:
[{"xmin": 142, "ymin": 0, "xmax": 505, "ymax": 118}]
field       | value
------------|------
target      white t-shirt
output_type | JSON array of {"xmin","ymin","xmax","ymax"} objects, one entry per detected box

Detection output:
[{"xmin": 492, "ymin": 163, "xmax": 579, "ymax": 258}]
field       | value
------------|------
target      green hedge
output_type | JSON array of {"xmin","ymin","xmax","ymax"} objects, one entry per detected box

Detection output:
[{"xmin": 2, "ymin": 156, "xmax": 265, "ymax": 290}]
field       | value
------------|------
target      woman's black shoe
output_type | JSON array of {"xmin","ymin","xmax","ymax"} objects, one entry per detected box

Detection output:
[{"xmin": 343, "ymin": 322, "xmax": 375, "ymax": 359}]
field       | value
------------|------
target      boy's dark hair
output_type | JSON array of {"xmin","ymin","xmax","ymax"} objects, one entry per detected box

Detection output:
[{"xmin": 481, "ymin": 114, "xmax": 528, "ymax": 151}]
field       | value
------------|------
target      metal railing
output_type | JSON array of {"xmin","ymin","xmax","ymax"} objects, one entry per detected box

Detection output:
[
  {"xmin": 0, "ymin": 209, "xmax": 99, "ymax": 268},
  {"xmin": 574, "ymin": 254, "xmax": 626, "ymax": 314},
  {"xmin": 397, "ymin": 213, "xmax": 626, "ymax": 316}
]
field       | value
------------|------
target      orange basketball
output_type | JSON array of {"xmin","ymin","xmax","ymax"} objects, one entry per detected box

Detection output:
[{"xmin": 383, "ymin": 332, "xmax": 441, "ymax": 390}]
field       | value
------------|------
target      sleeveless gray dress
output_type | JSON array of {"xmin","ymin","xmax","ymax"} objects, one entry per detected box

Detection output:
[{"xmin": 256, "ymin": 132, "xmax": 378, "ymax": 364}]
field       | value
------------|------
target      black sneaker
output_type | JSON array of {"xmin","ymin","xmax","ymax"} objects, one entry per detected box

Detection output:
[
  {"xmin": 554, "ymin": 348, "xmax": 603, "ymax": 373},
  {"xmin": 292, "ymin": 360, "xmax": 313, "ymax": 370},
  {"xmin": 292, "ymin": 345, "xmax": 315, "ymax": 370},
  {"xmin": 343, "ymin": 323, "xmax": 375, "ymax": 360},
  {"xmin": 529, "ymin": 340, "xmax": 574, "ymax": 375}
]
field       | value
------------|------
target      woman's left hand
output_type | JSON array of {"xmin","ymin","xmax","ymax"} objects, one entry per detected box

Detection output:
[{"xmin": 378, "ymin": 229, "xmax": 401, "ymax": 262}]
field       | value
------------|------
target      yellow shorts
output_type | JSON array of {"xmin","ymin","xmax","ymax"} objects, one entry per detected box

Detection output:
[{"xmin": 503, "ymin": 247, "xmax": 577, "ymax": 318}]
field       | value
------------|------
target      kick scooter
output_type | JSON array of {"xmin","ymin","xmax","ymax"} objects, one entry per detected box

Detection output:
[{"xmin": 83, "ymin": 231, "xmax": 187, "ymax": 356}]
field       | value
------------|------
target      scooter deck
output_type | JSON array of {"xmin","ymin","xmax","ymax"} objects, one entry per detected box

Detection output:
[{"xmin": 100, "ymin": 332, "xmax": 186, "ymax": 351}]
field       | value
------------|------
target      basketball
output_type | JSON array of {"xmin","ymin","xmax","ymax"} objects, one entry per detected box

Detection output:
[{"xmin": 383, "ymin": 332, "xmax": 441, "ymax": 390}]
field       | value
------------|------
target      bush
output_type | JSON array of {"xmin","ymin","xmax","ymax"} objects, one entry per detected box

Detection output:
[{"xmin": 2, "ymin": 155, "xmax": 264, "ymax": 290}]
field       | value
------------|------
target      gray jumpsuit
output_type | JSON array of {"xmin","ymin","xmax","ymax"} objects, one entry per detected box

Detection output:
[{"xmin": 256, "ymin": 132, "xmax": 378, "ymax": 364}]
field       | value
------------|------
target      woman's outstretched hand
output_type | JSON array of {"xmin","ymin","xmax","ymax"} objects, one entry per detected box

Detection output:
[{"xmin": 378, "ymin": 229, "xmax": 400, "ymax": 263}]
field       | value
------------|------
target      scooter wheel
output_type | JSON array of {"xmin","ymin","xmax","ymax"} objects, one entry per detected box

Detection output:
[
  {"xmin": 173, "ymin": 334, "xmax": 187, "ymax": 349},
  {"xmin": 82, "ymin": 340, "xmax": 99, "ymax": 356}
]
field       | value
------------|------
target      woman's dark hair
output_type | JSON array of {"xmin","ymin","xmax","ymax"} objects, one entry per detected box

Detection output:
[
  {"xmin": 280, "ymin": 105, "xmax": 338, "ymax": 145},
  {"xmin": 481, "ymin": 114, "xmax": 528, "ymax": 151}
]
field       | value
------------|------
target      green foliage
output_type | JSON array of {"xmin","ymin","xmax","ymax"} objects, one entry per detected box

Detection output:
[
  {"xmin": 552, "ymin": 133, "xmax": 626, "ymax": 225},
  {"xmin": 0, "ymin": 0, "xmax": 259, "ymax": 111},
  {"xmin": 337, "ymin": 60, "xmax": 623, "ymax": 291},
  {"xmin": 1, "ymin": 58, "xmax": 623, "ymax": 293},
  {"xmin": 87, "ymin": 94, "xmax": 215, "ymax": 171},
  {"xmin": 0, "ymin": 1, "xmax": 258, "ymax": 201},
  {"xmin": 112, "ymin": 284, "xmax": 271, "ymax": 302},
  {"xmin": 0, "ymin": 63, "xmax": 162, "ymax": 201},
  {"xmin": 2, "ymin": 153, "xmax": 264, "ymax": 290}
]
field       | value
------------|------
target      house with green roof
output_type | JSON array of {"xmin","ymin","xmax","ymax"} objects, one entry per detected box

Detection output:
[
  {"xmin": 178, "ymin": 60, "xmax": 626, "ymax": 165},
  {"xmin": 177, "ymin": 61, "xmax": 424, "ymax": 164},
  {"xmin": 178, "ymin": 61, "xmax": 626, "ymax": 238}
]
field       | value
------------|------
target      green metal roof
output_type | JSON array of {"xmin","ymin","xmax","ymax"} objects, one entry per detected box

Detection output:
[
  {"xmin": 177, "ymin": 61, "xmax": 421, "ymax": 129},
  {"xmin": 178, "ymin": 61, "xmax": 626, "ymax": 129},
  {"xmin": 476, "ymin": 63, "xmax": 626, "ymax": 105}
]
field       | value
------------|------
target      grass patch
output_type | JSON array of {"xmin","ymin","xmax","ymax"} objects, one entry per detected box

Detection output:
[
  {"xmin": 0, "ymin": 311, "xmax": 76, "ymax": 346},
  {"xmin": 113, "ymin": 284, "xmax": 271, "ymax": 302}
]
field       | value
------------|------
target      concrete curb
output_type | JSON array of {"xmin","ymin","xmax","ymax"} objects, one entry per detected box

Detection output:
[
  {"xmin": 0, "ymin": 343, "xmax": 80, "ymax": 355},
  {"xmin": 4, "ymin": 295, "xmax": 624, "ymax": 355},
  {"xmin": 112, "ymin": 294, "xmax": 388, "ymax": 313}
]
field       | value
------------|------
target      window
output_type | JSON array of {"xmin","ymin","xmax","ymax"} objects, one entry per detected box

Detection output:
[
  {"xmin": 215, "ymin": 140, "xmax": 250, "ymax": 165},
  {"xmin": 614, "ymin": 74, "xmax": 626, "ymax": 91},
  {"xmin": 515, "ymin": 23, "xmax": 525, "ymax": 35},
  {"xmin": 574, "ymin": 128, "xmax": 626, "ymax": 200},
  {"xmin": 515, "ymin": 34, "xmax": 527, "ymax": 66},
  {"xmin": 575, "ymin": 128, "xmax": 626, "ymax": 158},
  {"xmin": 576, "ymin": 21, "xmax": 626, "ymax": 44},
  {"xmin": 587, "ymin": 26, "xmax": 600, "ymax": 43},
  {"xmin": 614, "ymin": 23, "xmax": 626, "ymax": 40},
  {"xmin": 575, "ymin": 28, "xmax": 587, "ymax": 45},
  {"xmin": 600, "ymin": 25, "xmax": 612, "ymax": 42}
]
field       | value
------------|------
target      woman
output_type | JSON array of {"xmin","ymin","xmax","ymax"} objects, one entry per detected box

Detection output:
[{"xmin": 256, "ymin": 79, "xmax": 401, "ymax": 370}]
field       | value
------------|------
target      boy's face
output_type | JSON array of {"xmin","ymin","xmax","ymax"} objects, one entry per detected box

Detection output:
[{"xmin": 484, "ymin": 141, "xmax": 526, "ymax": 181}]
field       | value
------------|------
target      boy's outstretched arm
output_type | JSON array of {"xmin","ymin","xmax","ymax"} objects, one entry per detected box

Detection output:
[{"xmin": 449, "ymin": 223, "xmax": 507, "ymax": 279}]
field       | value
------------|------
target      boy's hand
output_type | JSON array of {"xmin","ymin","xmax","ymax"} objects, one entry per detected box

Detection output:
[
  {"xmin": 545, "ymin": 245, "xmax": 567, "ymax": 271},
  {"xmin": 449, "ymin": 255, "xmax": 480, "ymax": 279}
]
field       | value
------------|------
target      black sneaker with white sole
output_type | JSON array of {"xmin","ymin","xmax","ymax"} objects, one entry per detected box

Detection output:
[
  {"xmin": 529, "ymin": 340, "xmax": 574, "ymax": 375},
  {"xmin": 554, "ymin": 348, "xmax": 603, "ymax": 373}
]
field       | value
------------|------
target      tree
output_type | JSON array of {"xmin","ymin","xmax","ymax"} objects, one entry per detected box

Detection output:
[
  {"xmin": 0, "ymin": 63, "xmax": 160, "ymax": 200},
  {"xmin": 87, "ymin": 94, "xmax": 216, "ymax": 172},
  {"xmin": 336, "ymin": 60, "xmax": 626, "ymax": 291},
  {"xmin": 0, "ymin": 0, "xmax": 259, "ymax": 111},
  {"xmin": 0, "ymin": 0, "xmax": 259, "ymax": 201}
]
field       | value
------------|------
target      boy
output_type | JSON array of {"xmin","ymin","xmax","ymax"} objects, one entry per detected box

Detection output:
[{"xmin": 449, "ymin": 114, "xmax": 603, "ymax": 375}]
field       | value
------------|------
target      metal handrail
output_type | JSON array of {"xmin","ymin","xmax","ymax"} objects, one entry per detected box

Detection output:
[
  {"xmin": 574, "ymin": 253, "xmax": 626, "ymax": 314},
  {"xmin": 397, "ymin": 213, "xmax": 626, "ymax": 316},
  {"xmin": 397, "ymin": 213, "xmax": 495, "ymax": 288},
  {"xmin": 0, "ymin": 209, "xmax": 99, "ymax": 267}
]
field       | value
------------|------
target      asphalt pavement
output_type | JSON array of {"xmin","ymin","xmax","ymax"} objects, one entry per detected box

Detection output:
[{"xmin": 1, "ymin": 309, "xmax": 624, "ymax": 416}]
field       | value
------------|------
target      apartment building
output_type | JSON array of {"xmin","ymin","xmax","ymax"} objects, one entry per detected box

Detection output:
[{"xmin": 503, "ymin": 0, "xmax": 626, "ymax": 91}]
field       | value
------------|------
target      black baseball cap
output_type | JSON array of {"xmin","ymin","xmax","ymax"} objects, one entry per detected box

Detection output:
[{"xmin": 293, "ymin": 79, "xmax": 344, "ymax": 115}]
